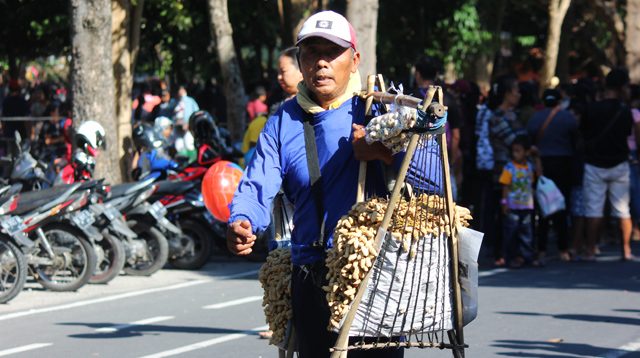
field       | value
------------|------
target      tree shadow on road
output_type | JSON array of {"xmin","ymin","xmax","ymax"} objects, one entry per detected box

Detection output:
[
  {"xmin": 496, "ymin": 310, "xmax": 640, "ymax": 327},
  {"xmin": 59, "ymin": 322, "xmax": 264, "ymax": 339},
  {"xmin": 478, "ymin": 258, "xmax": 640, "ymax": 292},
  {"xmin": 492, "ymin": 339, "xmax": 633, "ymax": 357}
]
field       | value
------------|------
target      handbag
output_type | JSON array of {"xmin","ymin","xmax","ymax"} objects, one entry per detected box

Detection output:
[
  {"xmin": 536, "ymin": 106, "xmax": 560, "ymax": 144},
  {"xmin": 535, "ymin": 176, "xmax": 566, "ymax": 217}
]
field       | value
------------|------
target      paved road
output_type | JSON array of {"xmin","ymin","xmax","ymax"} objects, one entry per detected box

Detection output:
[{"xmin": 0, "ymin": 245, "xmax": 639, "ymax": 357}]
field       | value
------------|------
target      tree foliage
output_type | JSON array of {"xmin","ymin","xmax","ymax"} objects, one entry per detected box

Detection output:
[
  {"xmin": 0, "ymin": 0, "xmax": 69, "ymax": 73},
  {"xmin": 1, "ymin": 0, "xmax": 637, "ymax": 92}
]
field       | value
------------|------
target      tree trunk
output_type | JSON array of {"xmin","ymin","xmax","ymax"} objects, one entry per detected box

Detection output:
[
  {"xmin": 112, "ymin": 0, "xmax": 132, "ymax": 181},
  {"xmin": 208, "ymin": 0, "xmax": 247, "ymax": 142},
  {"xmin": 540, "ymin": 0, "xmax": 572, "ymax": 91},
  {"xmin": 589, "ymin": 0, "xmax": 626, "ymax": 66},
  {"xmin": 346, "ymin": 0, "xmax": 378, "ymax": 84},
  {"xmin": 471, "ymin": 0, "xmax": 506, "ymax": 94},
  {"xmin": 278, "ymin": 0, "xmax": 324, "ymax": 47},
  {"xmin": 556, "ymin": 3, "xmax": 574, "ymax": 83},
  {"xmin": 70, "ymin": 0, "xmax": 121, "ymax": 184},
  {"xmin": 130, "ymin": 0, "xmax": 143, "ymax": 70},
  {"xmin": 626, "ymin": 0, "xmax": 640, "ymax": 83}
]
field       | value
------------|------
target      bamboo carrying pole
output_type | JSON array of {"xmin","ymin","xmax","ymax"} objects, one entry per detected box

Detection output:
[
  {"xmin": 436, "ymin": 86, "xmax": 466, "ymax": 358},
  {"xmin": 357, "ymin": 75, "xmax": 377, "ymax": 203}
]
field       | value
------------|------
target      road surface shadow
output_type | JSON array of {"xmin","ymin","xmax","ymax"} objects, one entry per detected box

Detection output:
[
  {"xmin": 492, "ymin": 339, "xmax": 633, "ymax": 357},
  {"xmin": 496, "ymin": 310, "xmax": 640, "ymax": 327},
  {"xmin": 478, "ymin": 256, "xmax": 640, "ymax": 292},
  {"xmin": 59, "ymin": 322, "xmax": 262, "ymax": 339}
]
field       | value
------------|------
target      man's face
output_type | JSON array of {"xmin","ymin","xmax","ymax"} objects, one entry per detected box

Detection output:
[{"xmin": 298, "ymin": 37, "xmax": 359, "ymax": 106}]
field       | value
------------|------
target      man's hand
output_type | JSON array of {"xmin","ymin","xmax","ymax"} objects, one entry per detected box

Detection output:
[
  {"xmin": 351, "ymin": 124, "xmax": 393, "ymax": 165},
  {"xmin": 226, "ymin": 219, "xmax": 257, "ymax": 255}
]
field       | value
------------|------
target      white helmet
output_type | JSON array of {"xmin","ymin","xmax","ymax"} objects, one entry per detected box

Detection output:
[
  {"xmin": 154, "ymin": 116, "xmax": 173, "ymax": 130},
  {"xmin": 76, "ymin": 120, "xmax": 106, "ymax": 156}
]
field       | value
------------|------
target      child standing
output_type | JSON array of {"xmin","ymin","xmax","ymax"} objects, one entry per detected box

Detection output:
[{"xmin": 499, "ymin": 136, "xmax": 541, "ymax": 268}]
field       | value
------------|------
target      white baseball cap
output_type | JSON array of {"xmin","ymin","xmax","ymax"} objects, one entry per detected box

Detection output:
[{"xmin": 296, "ymin": 11, "xmax": 357, "ymax": 50}]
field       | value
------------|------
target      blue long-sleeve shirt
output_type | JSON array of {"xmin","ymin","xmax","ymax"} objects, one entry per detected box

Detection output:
[{"xmin": 229, "ymin": 96, "xmax": 442, "ymax": 265}]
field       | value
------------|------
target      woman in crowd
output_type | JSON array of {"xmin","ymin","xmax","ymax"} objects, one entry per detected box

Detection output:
[{"xmin": 526, "ymin": 88, "xmax": 578, "ymax": 263}]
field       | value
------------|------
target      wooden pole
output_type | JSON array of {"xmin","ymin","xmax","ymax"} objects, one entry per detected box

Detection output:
[
  {"xmin": 357, "ymin": 75, "xmax": 377, "ymax": 203},
  {"xmin": 437, "ymin": 86, "xmax": 465, "ymax": 358}
]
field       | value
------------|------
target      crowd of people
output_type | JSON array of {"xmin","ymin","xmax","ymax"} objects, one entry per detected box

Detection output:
[
  {"xmin": 2, "ymin": 18, "xmax": 638, "ymax": 272},
  {"xmin": 459, "ymin": 68, "xmax": 639, "ymax": 267},
  {"xmin": 1, "ymin": 9, "xmax": 638, "ymax": 357}
]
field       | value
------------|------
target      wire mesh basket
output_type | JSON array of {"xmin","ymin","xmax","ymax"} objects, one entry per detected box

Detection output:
[{"xmin": 329, "ymin": 81, "xmax": 467, "ymax": 358}]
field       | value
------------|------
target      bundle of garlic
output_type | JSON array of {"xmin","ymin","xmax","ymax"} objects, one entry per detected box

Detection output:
[
  {"xmin": 324, "ymin": 195, "xmax": 473, "ymax": 331},
  {"xmin": 258, "ymin": 248, "xmax": 292, "ymax": 345},
  {"xmin": 365, "ymin": 106, "xmax": 417, "ymax": 154}
]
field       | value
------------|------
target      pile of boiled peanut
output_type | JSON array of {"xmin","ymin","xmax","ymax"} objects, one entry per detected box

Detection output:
[
  {"xmin": 258, "ymin": 248, "xmax": 292, "ymax": 345},
  {"xmin": 324, "ymin": 195, "xmax": 472, "ymax": 331}
]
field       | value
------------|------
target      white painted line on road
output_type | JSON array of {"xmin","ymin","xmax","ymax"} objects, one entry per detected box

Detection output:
[
  {"xmin": 479, "ymin": 268, "xmax": 508, "ymax": 278},
  {"xmin": 138, "ymin": 324, "xmax": 269, "ymax": 358},
  {"xmin": 0, "ymin": 280, "xmax": 206, "ymax": 322},
  {"xmin": 600, "ymin": 337, "xmax": 640, "ymax": 358},
  {"xmin": 96, "ymin": 316, "xmax": 174, "ymax": 333},
  {"xmin": 203, "ymin": 295, "xmax": 262, "ymax": 309},
  {"xmin": 0, "ymin": 269, "xmax": 260, "ymax": 322},
  {"xmin": 221, "ymin": 269, "xmax": 260, "ymax": 279},
  {"xmin": 0, "ymin": 343, "xmax": 52, "ymax": 357}
]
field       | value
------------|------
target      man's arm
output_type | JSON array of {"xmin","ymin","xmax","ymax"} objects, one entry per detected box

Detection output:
[{"xmin": 227, "ymin": 117, "xmax": 283, "ymax": 255}]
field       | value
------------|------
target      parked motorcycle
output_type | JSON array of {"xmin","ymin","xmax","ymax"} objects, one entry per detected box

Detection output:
[
  {"xmin": 8, "ymin": 183, "xmax": 97, "ymax": 292},
  {"xmin": 0, "ymin": 183, "xmax": 27, "ymax": 303},
  {"xmin": 103, "ymin": 178, "xmax": 171, "ymax": 276}
]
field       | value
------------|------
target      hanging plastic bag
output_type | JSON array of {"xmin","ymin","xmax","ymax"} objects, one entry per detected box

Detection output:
[
  {"xmin": 458, "ymin": 227, "xmax": 483, "ymax": 326},
  {"xmin": 536, "ymin": 176, "xmax": 566, "ymax": 217},
  {"xmin": 365, "ymin": 105, "xmax": 417, "ymax": 154}
]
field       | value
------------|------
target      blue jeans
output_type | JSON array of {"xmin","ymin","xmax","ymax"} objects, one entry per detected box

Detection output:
[{"xmin": 503, "ymin": 210, "xmax": 535, "ymax": 263}]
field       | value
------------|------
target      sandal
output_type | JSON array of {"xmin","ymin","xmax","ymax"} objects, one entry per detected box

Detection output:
[{"xmin": 559, "ymin": 252, "xmax": 571, "ymax": 262}]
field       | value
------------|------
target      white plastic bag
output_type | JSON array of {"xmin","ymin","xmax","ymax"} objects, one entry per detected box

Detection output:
[
  {"xmin": 458, "ymin": 227, "xmax": 483, "ymax": 326},
  {"xmin": 536, "ymin": 176, "xmax": 566, "ymax": 217}
]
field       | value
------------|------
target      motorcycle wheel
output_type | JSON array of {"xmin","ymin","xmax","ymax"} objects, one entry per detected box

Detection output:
[
  {"xmin": 124, "ymin": 220, "xmax": 169, "ymax": 276},
  {"xmin": 168, "ymin": 219, "xmax": 212, "ymax": 270},
  {"xmin": 34, "ymin": 223, "xmax": 97, "ymax": 292},
  {"xmin": 0, "ymin": 238, "xmax": 27, "ymax": 303},
  {"xmin": 89, "ymin": 232, "xmax": 126, "ymax": 284}
]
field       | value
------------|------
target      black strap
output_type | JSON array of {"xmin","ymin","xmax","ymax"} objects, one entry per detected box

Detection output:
[{"xmin": 302, "ymin": 112, "xmax": 325, "ymax": 248}]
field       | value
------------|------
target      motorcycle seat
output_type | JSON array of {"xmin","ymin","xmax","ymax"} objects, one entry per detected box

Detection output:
[
  {"xmin": 109, "ymin": 178, "xmax": 155, "ymax": 199},
  {"xmin": 154, "ymin": 180, "xmax": 196, "ymax": 195},
  {"xmin": 77, "ymin": 179, "xmax": 105, "ymax": 192},
  {"xmin": 0, "ymin": 183, "xmax": 23, "ymax": 199},
  {"xmin": 12, "ymin": 183, "xmax": 82, "ymax": 216}
]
